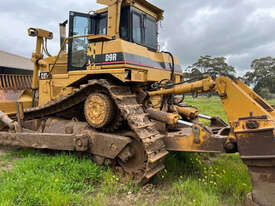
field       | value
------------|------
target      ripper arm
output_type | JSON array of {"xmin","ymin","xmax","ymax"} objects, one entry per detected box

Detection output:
[{"xmin": 148, "ymin": 76, "xmax": 275, "ymax": 206}]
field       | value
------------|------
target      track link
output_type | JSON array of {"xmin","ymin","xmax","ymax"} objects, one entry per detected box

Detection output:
[{"xmin": 23, "ymin": 79, "xmax": 168, "ymax": 182}]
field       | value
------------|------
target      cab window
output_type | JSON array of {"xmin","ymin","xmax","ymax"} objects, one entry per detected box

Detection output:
[
  {"xmin": 71, "ymin": 15, "xmax": 90, "ymax": 68},
  {"xmin": 120, "ymin": 7, "xmax": 130, "ymax": 41},
  {"xmin": 96, "ymin": 13, "xmax": 107, "ymax": 34},
  {"xmin": 119, "ymin": 7, "xmax": 158, "ymax": 51},
  {"xmin": 132, "ymin": 13, "xmax": 142, "ymax": 44},
  {"xmin": 144, "ymin": 16, "xmax": 157, "ymax": 50}
]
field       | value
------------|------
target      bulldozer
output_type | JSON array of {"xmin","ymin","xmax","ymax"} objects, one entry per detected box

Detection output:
[{"xmin": 0, "ymin": 0, "xmax": 274, "ymax": 205}]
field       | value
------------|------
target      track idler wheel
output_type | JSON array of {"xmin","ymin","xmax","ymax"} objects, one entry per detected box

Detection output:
[
  {"xmin": 118, "ymin": 138, "xmax": 147, "ymax": 179},
  {"xmin": 84, "ymin": 92, "xmax": 122, "ymax": 132}
]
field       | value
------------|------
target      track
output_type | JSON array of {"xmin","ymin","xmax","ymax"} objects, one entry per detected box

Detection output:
[{"xmin": 24, "ymin": 79, "xmax": 168, "ymax": 182}]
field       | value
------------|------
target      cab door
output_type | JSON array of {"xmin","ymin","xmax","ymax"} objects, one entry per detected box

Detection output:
[{"xmin": 68, "ymin": 11, "xmax": 93, "ymax": 71}]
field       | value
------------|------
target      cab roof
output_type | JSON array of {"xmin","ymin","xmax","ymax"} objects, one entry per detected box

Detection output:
[
  {"xmin": 129, "ymin": 0, "xmax": 163, "ymax": 21},
  {"xmin": 96, "ymin": 0, "xmax": 164, "ymax": 21}
]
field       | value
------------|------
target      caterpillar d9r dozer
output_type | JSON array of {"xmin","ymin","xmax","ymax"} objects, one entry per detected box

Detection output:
[{"xmin": 0, "ymin": 0, "xmax": 274, "ymax": 205}]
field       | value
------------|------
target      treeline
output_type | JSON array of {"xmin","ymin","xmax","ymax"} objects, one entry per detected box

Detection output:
[{"xmin": 183, "ymin": 56, "xmax": 275, "ymax": 99}]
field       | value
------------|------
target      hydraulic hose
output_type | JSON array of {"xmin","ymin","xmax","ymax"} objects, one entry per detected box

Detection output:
[
  {"xmin": 161, "ymin": 51, "xmax": 176, "ymax": 107},
  {"xmin": 162, "ymin": 51, "xmax": 175, "ymax": 81}
]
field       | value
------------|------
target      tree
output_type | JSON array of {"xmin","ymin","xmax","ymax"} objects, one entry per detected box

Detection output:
[
  {"xmin": 186, "ymin": 55, "xmax": 236, "ymax": 79},
  {"xmin": 243, "ymin": 57, "xmax": 275, "ymax": 98},
  {"xmin": 183, "ymin": 68, "xmax": 202, "ymax": 79}
]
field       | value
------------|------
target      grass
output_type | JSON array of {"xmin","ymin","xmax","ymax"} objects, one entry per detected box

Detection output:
[
  {"xmin": 0, "ymin": 149, "xmax": 138, "ymax": 206},
  {"xmin": 0, "ymin": 150, "xmax": 103, "ymax": 206},
  {"xmin": 184, "ymin": 96, "xmax": 228, "ymax": 125},
  {"xmin": 185, "ymin": 96, "xmax": 227, "ymax": 119},
  {"xmin": 268, "ymin": 99, "xmax": 275, "ymax": 105},
  {"xmin": 1, "ymin": 96, "xmax": 273, "ymax": 206},
  {"xmin": 154, "ymin": 152, "xmax": 251, "ymax": 206},
  {"xmin": 0, "ymin": 150, "xmax": 253, "ymax": 206}
]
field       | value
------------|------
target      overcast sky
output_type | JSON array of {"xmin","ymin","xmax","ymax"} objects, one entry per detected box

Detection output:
[{"xmin": 0, "ymin": 0, "xmax": 275, "ymax": 76}]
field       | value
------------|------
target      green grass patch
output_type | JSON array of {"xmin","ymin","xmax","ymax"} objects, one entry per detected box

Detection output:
[
  {"xmin": 160, "ymin": 178, "xmax": 221, "ymax": 206},
  {"xmin": 184, "ymin": 96, "xmax": 226, "ymax": 119},
  {"xmin": 184, "ymin": 96, "xmax": 228, "ymax": 124},
  {"xmin": 268, "ymin": 99, "xmax": 275, "ymax": 105},
  {"xmin": 0, "ymin": 149, "xmax": 139, "ymax": 206},
  {"xmin": 155, "ymin": 152, "xmax": 252, "ymax": 206},
  {"xmin": 0, "ymin": 149, "xmax": 103, "ymax": 206}
]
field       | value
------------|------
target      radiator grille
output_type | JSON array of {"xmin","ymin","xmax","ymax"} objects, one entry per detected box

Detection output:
[{"xmin": 0, "ymin": 74, "xmax": 32, "ymax": 90}]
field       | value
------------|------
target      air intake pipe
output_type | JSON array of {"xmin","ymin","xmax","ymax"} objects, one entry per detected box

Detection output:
[{"xmin": 59, "ymin": 20, "xmax": 68, "ymax": 52}]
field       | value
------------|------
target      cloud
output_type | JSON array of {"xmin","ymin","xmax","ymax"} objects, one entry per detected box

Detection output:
[
  {"xmin": 0, "ymin": 0, "xmax": 275, "ymax": 75},
  {"xmin": 0, "ymin": 0, "xmax": 102, "ymax": 57},
  {"xmin": 153, "ymin": 0, "xmax": 275, "ymax": 73}
]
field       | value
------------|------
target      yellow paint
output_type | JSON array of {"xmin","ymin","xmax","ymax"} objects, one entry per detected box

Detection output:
[
  {"xmin": 0, "ymin": 90, "xmax": 33, "ymax": 116},
  {"xmin": 149, "ymin": 76, "xmax": 214, "ymax": 96},
  {"xmin": 39, "ymin": 80, "xmax": 51, "ymax": 105},
  {"xmin": 166, "ymin": 125, "xmax": 216, "ymax": 152},
  {"xmin": 214, "ymin": 76, "xmax": 274, "ymax": 125}
]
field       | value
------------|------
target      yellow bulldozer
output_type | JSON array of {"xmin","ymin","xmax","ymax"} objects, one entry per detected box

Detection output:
[{"xmin": 0, "ymin": 0, "xmax": 274, "ymax": 205}]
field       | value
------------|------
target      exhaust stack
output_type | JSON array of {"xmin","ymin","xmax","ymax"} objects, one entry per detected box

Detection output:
[{"xmin": 59, "ymin": 20, "xmax": 68, "ymax": 52}]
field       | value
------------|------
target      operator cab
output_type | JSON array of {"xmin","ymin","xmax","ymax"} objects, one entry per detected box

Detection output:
[
  {"xmin": 68, "ymin": 5, "xmax": 159, "ymax": 70},
  {"xmin": 69, "ymin": 6, "xmax": 158, "ymax": 49}
]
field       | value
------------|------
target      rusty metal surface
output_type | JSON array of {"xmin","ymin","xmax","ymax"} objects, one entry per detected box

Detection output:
[
  {"xmin": 146, "ymin": 108, "xmax": 180, "ymax": 125},
  {"xmin": 235, "ymin": 119, "xmax": 275, "ymax": 206},
  {"xmin": 210, "ymin": 116, "xmax": 228, "ymax": 127},
  {"xmin": 118, "ymin": 137, "xmax": 147, "ymax": 174},
  {"xmin": 0, "ymin": 116, "xmax": 132, "ymax": 161},
  {"xmin": 164, "ymin": 127, "xmax": 226, "ymax": 153},
  {"xmin": 245, "ymin": 163, "xmax": 275, "ymax": 206},
  {"xmin": 89, "ymin": 132, "xmax": 132, "ymax": 159},
  {"xmin": 0, "ymin": 110, "xmax": 15, "ymax": 129},
  {"xmin": 0, "ymin": 132, "xmax": 89, "ymax": 151},
  {"xmin": 236, "ymin": 130, "xmax": 275, "ymax": 158},
  {"xmin": 43, "ymin": 118, "xmax": 88, "ymax": 134},
  {"xmin": 169, "ymin": 105, "xmax": 199, "ymax": 120},
  {"xmin": 0, "ymin": 122, "xmax": 6, "ymax": 131}
]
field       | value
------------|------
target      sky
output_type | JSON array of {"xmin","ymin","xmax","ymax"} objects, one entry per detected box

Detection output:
[{"xmin": 0, "ymin": 0, "xmax": 275, "ymax": 76}]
